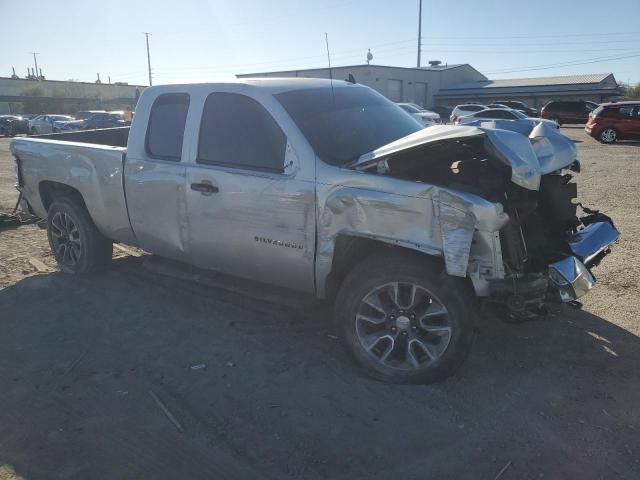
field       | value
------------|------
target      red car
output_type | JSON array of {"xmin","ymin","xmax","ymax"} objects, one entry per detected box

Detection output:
[{"xmin": 585, "ymin": 101, "xmax": 640, "ymax": 144}]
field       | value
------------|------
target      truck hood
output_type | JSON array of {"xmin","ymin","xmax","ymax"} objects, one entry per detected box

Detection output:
[{"xmin": 350, "ymin": 123, "xmax": 576, "ymax": 191}]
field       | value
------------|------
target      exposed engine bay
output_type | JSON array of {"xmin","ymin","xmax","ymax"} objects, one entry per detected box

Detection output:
[{"xmin": 355, "ymin": 125, "xmax": 619, "ymax": 319}]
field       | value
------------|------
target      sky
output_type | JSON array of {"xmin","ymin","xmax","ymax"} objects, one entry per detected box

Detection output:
[{"xmin": 1, "ymin": 0, "xmax": 639, "ymax": 86}]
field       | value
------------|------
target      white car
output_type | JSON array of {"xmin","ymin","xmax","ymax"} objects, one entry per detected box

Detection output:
[
  {"xmin": 456, "ymin": 108, "xmax": 559, "ymax": 127},
  {"xmin": 455, "ymin": 108, "xmax": 560, "ymax": 135},
  {"xmin": 29, "ymin": 115, "xmax": 74, "ymax": 134},
  {"xmin": 450, "ymin": 104, "xmax": 487, "ymax": 123},
  {"xmin": 396, "ymin": 103, "xmax": 441, "ymax": 126}
]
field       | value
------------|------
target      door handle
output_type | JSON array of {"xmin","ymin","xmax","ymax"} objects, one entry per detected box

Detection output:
[{"xmin": 190, "ymin": 182, "xmax": 219, "ymax": 195}]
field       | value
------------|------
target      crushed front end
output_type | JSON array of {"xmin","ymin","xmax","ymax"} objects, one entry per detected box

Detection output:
[
  {"xmin": 352, "ymin": 123, "xmax": 619, "ymax": 319},
  {"xmin": 485, "ymin": 171, "xmax": 619, "ymax": 318},
  {"xmin": 475, "ymin": 124, "xmax": 620, "ymax": 318}
]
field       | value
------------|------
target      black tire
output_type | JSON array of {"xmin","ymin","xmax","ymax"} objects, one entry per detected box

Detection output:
[
  {"xmin": 599, "ymin": 127, "xmax": 617, "ymax": 144},
  {"xmin": 46, "ymin": 196, "xmax": 113, "ymax": 273},
  {"xmin": 334, "ymin": 251, "xmax": 476, "ymax": 384}
]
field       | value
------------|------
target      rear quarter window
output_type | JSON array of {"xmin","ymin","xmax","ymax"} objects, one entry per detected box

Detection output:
[{"xmin": 146, "ymin": 93, "xmax": 190, "ymax": 161}]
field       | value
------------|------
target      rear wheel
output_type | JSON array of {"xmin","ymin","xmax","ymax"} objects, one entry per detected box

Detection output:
[
  {"xmin": 47, "ymin": 196, "xmax": 113, "ymax": 273},
  {"xmin": 599, "ymin": 128, "xmax": 617, "ymax": 144},
  {"xmin": 335, "ymin": 252, "xmax": 476, "ymax": 384}
]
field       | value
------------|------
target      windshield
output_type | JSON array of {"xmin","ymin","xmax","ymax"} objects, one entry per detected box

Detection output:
[
  {"xmin": 399, "ymin": 104, "xmax": 421, "ymax": 114},
  {"xmin": 276, "ymin": 86, "xmax": 423, "ymax": 165}
]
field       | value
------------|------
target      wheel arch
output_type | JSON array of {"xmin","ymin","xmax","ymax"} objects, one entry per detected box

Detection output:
[
  {"xmin": 323, "ymin": 234, "xmax": 445, "ymax": 302},
  {"xmin": 39, "ymin": 181, "xmax": 87, "ymax": 213}
]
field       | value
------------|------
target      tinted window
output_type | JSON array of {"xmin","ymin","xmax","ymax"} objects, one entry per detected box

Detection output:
[
  {"xmin": 146, "ymin": 93, "xmax": 190, "ymax": 161},
  {"xmin": 618, "ymin": 106, "xmax": 634, "ymax": 117},
  {"xmin": 197, "ymin": 93, "xmax": 286, "ymax": 172},
  {"xmin": 466, "ymin": 105, "xmax": 485, "ymax": 112},
  {"xmin": 276, "ymin": 86, "xmax": 422, "ymax": 165},
  {"xmin": 478, "ymin": 109, "xmax": 511, "ymax": 119}
]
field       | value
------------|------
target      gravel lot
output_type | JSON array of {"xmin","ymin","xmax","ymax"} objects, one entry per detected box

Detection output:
[{"xmin": 0, "ymin": 128, "xmax": 638, "ymax": 480}]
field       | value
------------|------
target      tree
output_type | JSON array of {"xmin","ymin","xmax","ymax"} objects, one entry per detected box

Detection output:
[{"xmin": 619, "ymin": 82, "xmax": 640, "ymax": 98}]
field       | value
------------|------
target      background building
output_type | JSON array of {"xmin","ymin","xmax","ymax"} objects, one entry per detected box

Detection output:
[
  {"xmin": 238, "ymin": 63, "xmax": 486, "ymax": 108},
  {"xmin": 238, "ymin": 65, "xmax": 620, "ymax": 109},
  {"xmin": 0, "ymin": 77, "xmax": 144, "ymax": 115},
  {"xmin": 435, "ymin": 73, "xmax": 620, "ymax": 108}
]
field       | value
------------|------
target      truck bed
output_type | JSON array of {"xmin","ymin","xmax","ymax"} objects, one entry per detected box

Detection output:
[{"xmin": 10, "ymin": 133, "xmax": 135, "ymax": 244}]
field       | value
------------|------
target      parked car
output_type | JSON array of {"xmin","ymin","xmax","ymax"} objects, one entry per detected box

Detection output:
[
  {"xmin": 29, "ymin": 115, "xmax": 74, "ymax": 134},
  {"xmin": 11, "ymin": 79, "xmax": 619, "ymax": 384},
  {"xmin": 455, "ymin": 108, "xmax": 559, "ymax": 133},
  {"xmin": 430, "ymin": 105, "xmax": 453, "ymax": 121},
  {"xmin": 450, "ymin": 104, "xmax": 486, "ymax": 123},
  {"xmin": 540, "ymin": 100, "xmax": 598, "ymax": 125},
  {"xmin": 83, "ymin": 112, "xmax": 126, "ymax": 130},
  {"xmin": 0, "ymin": 115, "xmax": 30, "ymax": 136},
  {"xmin": 396, "ymin": 103, "xmax": 440, "ymax": 126},
  {"xmin": 75, "ymin": 110, "xmax": 106, "ymax": 120},
  {"xmin": 493, "ymin": 101, "xmax": 539, "ymax": 117},
  {"xmin": 585, "ymin": 101, "xmax": 640, "ymax": 144}
]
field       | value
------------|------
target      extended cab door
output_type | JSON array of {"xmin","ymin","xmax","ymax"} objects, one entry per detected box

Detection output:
[
  {"xmin": 124, "ymin": 92, "xmax": 191, "ymax": 260},
  {"xmin": 184, "ymin": 90, "xmax": 316, "ymax": 293}
]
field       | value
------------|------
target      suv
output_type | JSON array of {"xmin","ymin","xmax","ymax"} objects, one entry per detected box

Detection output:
[
  {"xmin": 585, "ymin": 101, "xmax": 640, "ymax": 144},
  {"xmin": 540, "ymin": 100, "xmax": 598, "ymax": 125}
]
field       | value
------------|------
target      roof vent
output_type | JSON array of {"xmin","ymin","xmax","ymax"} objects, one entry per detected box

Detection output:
[{"xmin": 428, "ymin": 60, "xmax": 442, "ymax": 67}]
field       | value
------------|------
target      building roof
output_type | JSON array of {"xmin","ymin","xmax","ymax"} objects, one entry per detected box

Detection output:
[
  {"xmin": 443, "ymin": 73, "xmax": 613, "ymax": 91},
  {"xmin": 238, "ymin": 63, "xmax": 476, "ymax": 77},
  {"xmin": 436, "ymin": 73, "xmax": 619, "ymax": 98}
]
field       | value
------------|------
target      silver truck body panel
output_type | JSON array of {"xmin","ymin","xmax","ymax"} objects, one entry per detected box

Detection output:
[
  {"xmin": 10, "ymin": 138, "xmax": 135, "ymax": 244},
  {"xmin": 314, "ymin": 161, "xmax": 510, "ymax": 296}
]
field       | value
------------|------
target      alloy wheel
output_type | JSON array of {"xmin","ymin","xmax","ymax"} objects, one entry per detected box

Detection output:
[
  {"xmin": 601, "ymin": 128, "xmax": 616, "ymax": 143},
  {"xmin": 355, "ymin": 282, "xmax": 452, "ymax": 370},
  {"xmin": 49, "ymin": 211, "xmax": 82, "ymax": 267}
]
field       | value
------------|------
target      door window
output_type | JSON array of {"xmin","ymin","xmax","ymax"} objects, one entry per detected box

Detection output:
[
  {"xmin": 197, "ymin": 93, "xmax": 286, "ymax": 172},
  {"xmin": 146, "ymin": 93, "xmax": 190, "ymax": 161}
]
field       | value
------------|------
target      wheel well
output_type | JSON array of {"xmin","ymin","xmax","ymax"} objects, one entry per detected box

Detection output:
[
  {"xmin": 39, "ymin": 181, "xmax": 86, "ymax": 212},
  {"xmin": 324, "ymin": 235, "xmax": 444, "ymax": 301}
]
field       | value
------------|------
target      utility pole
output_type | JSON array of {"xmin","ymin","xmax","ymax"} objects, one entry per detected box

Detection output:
[
  {"xmin": 31, "ymin": 52, "xmax": 40, "ymax": 80},
  {"xmin": 417, "ymin": 0, "xmax": 422, "ymax": 68},
  {"xmin": 142, "ymin": 32, "xmax": 153, "ymax": 86}
]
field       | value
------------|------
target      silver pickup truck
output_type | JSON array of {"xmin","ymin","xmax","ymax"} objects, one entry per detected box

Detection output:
[{"xmin": 10, "ymin": 79, "xmax": 619, "ymax": 384}]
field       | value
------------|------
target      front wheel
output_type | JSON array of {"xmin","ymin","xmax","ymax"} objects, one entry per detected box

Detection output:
[
  {"xmin": 599, "ymin": 128, "xmax": 617, "ymax": 144},
  {"xmin": 47, "ymin": 196, "xmax": 113, "ymax": 273},
  {"xmin": 335, "ymin": 252, "xmax": 476, "ymax": 384}
]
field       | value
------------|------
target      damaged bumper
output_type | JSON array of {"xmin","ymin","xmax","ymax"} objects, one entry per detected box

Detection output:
[{"xmin": 549, "ymin": 220, "xmax": 619, "ymax": 302}]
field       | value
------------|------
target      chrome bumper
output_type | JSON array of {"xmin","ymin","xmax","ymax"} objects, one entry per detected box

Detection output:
[{"xmin": 548, "ymin": 221, "xmax": 620, "ymax": 302}]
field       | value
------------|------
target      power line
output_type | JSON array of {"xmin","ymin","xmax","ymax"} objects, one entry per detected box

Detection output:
[{"xmin": 485, "ymin": 52, "xmax": 640, "ymax": 75}]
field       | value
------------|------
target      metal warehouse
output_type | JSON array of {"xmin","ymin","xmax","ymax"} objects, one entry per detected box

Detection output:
[{"xmin": 238, "ymin": 65, "xmax": 620, "ymax": 109}]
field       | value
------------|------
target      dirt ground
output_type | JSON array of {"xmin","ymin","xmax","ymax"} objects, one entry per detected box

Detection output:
[{"xmin": 0, "ymin": 129, "xmax": 638, "ymax": 480}]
